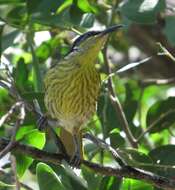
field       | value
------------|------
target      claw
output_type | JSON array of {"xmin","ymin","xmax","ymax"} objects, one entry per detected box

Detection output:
[
  {"xmin": 69, "ymin": 134, "xmax": 82, "ymax": 168},
  {"xmin": 70, "ymin": 151, "xmax": 81, "ymax": 168},
  {"xmin": 37, "ymin": 115, "xmax": 48, "ymax": 131}
]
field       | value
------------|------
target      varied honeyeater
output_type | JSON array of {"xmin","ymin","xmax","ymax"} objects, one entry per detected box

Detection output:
[{"xmin": 44, "ymin": 25, "xmax": 123, "ymax": 164}]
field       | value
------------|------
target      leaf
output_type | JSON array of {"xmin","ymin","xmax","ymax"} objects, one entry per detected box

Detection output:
[
  {"xmin": 118, "ymin": 148, "xmax": 152, "ymax": 167},
  {"xmin": 120, "ymin": 178, "xmax": 153, "ymax": 190},
  {"xmin": 120, "ymin": 0, "xmax": 165, "ymax": 24},
  {"xmin": 77, "ymin": 0, "xmax": 96, "ymax": 13},
  {"xmin": 148, "ymin": 145, "xmax": 175, "ymax": 177},
  {"xmin": 6, "ymin": 5, "xmax": 28, "ymax": 27},
  {"xmin": 146, "ymin": 97, "xmax": 175, "ymax": 133},
  {"xmin": 97, "ymin": 94, "xmax": 121, "ymax": 136},
  {"xmin": 37, "ymin": 163, "xmax": 65, "ymax": 190},
  {"xmin": 109, "ymin": 130, "xmax": 125, "ymax": 148},
  {"xmin": 13, "ymin": 57, "xmax": 29, "ymax": 92},
  {"xmin": 1, "ymin": 29, "xmax": 20, "ymax": 51},
  {"xmin": 124, "ymin": 82, "xmax": 139, "ymax": 122},
  {"xmin": 80, "ymin": 13, "xmax": 95, "ymax": 28},
  {"xmin": 62, "ymin": 162, "xmax": 87, "ymax": 190},
  {"xmin": 163, "ymin": 16, "xmax": 175, "ymax": 46},
  {"xmin": 81, "ymin": 165, "xmax": 102, "ymax": 190},
  {"xmin": 15, "ymin": 125, "xmax": 35, "ymax": 140},
  {"xmin": 15, "ymin": 129, "xmax": 45, "ymax": 177},
  {"xmin": 99, "ymin": 176, "xmax": 121, "ymax": 190}
]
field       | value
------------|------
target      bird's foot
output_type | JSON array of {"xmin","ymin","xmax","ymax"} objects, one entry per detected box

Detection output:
[
  {"xmin": 37, "ymin": 115, "xmax": 48, "ymax": 131},
  {"xmin": 70, "ymin": 151, "xmax": 81, "ymax": 168}
]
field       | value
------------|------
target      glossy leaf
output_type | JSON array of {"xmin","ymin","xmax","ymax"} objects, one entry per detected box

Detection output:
[
  {"xmin": 99, "ymin": 176, "xmax": 121, "ymax": 190},
  {"xmin": 15, "ymin": 129, "xmax": 45, "ymax": 177},
  {"xmin": 120, "ymin": 178, "xmax": 153, "ymax": 190},
  {"xmin": 81, "ymin": 165, "xmax": 102, "ymax": 190},
  {"xmin": 148, "ymin": 145, "xmax": 175, "ymax": 177},
  {"xmin": 146, "ymin": 97, "xmax": 175, "ymax": 133},
  {"xmin": 37, "ymin": 163, "xmax": 65, "ymax": 190}
]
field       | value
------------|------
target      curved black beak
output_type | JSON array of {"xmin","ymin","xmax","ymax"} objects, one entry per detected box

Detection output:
[{"xmin": 101, "ymin": 24, "xmax": 124, "ymax": 35}]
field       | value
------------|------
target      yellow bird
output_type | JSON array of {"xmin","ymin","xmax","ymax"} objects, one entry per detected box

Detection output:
[{"xmin": 44, "ymin": 25, "xmax": 123, "ymax": 165}]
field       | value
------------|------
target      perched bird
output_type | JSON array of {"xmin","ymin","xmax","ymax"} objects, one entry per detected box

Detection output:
[{"xmin": 44, "ymin": 25, "xmax": 123, "ymax": 165}]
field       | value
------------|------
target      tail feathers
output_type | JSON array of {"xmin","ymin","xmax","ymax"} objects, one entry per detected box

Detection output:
[{"xmin": 60, "ymin": 128, "xmax": 83, "ymax": 159}]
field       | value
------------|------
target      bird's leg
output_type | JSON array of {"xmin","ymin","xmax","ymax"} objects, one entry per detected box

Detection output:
[
  {"xmin": 70, "ymin": 133, "xmax": 81, "ymax": 168},
  {"xmin": 37, "ymin": 114, "xmax": 48, "ymax": 131},
  {"xmin": 37, "ymin": 115, "xmax": 68, "ymax": 157},
  {"xmin": 83, "ymin": 133, "xmax": 126, "ymax": 167},
  {"xmin": 49, "ymin": 127, "xmax": 68, "ymax": 157}
]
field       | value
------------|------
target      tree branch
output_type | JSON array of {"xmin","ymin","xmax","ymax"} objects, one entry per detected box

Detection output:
[
  {"xmin": 0, "ymin": 138, "xmax": 175, "ymax": 190},
  {"xmin": 102, "ymin": 44, "xmax": 137, "ymax": 148},
  {"xmin": 0, "ymin": 102, "xmax": 25, "ymax": 158}
]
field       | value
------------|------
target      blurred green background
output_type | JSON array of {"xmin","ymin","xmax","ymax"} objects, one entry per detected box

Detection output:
[{"xmin": 0, "ymin": 0, "xmax": 175, "ymax": 189}]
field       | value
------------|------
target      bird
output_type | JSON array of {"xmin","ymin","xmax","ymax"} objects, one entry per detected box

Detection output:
[{"xmin": 43, "ymin": 25, "xmax": 123, "ymax": 166}]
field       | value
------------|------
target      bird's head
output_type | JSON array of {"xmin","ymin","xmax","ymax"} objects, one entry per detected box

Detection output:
[{"xmin": 68, "ymin": 25, "xmax": 123, "ymax": 62}]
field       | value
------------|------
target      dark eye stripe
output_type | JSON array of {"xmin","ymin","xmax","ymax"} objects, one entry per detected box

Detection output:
[{"xmin": 69, "ymin": 31, "xmax": 101, "ymax": 53}]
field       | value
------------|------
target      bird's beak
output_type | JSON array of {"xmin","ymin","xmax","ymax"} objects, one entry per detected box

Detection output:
[{"xmin": 100, "ymin": 24, "xmax": 124, "ymax": 36}]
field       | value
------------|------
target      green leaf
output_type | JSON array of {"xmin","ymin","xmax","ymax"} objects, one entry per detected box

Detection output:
[
  {"xmin": 146, "ymin": 97, "xmax": 175, "ymax": 133},
  {"xmin": 120, "ymin": 178, "xmax": 153, "ymax": 190},
  {"xmin": 97, "ymin": 94, "xmax": 121, "ymax": 137},
  {"xmin": 124, "ymin": 82, "xmax": 139, "ymax": 123},
  {"xmin": 15, "ymin": 129, "xmax": 45, "ymax": 177},
  {"xmin": 1, "ymin": 29, "xmax": 20, "ymax": 51},
  {"xmin": 15, "ymin": 125, "xmax": 35, "ymax": 140},
  {"xmin": 77, "ymin": 0, "xmax": 96, "ymax": 13},
  {"xmin": 63, "ymin": 163, "xmax": 87, "ymax": 190},
  {"xmin": 37, "ymin": 163, "xmax": 65, "ymax": 190},
  {"xmin": 164, "ymin": 16, "xmax": 175, "ymax": 46},
  {"xmin": 99, "ymin": 176, "xmax": 121, "ymax": 190},
  {"xmin": 80, "ymin": 13, "xmax": 95, "ymax": 28},
  {"xmin": 148, "ymin": 145, "xmax": 175, "ymax": 177},
  {"xmin": 13, "ymin": 57, "xmax": 29, "ymax": 92},
  {"xmin": 118, "ymin": 148, "xmax": 152, "ymax": 167},
  {"xmin": 120, "ymin": 0, "xmax": 165, "ymax": 24},
  {"xmin": 81, "ymin": 165, "xmax": 102, "ymax": 190},
  {"xmin": 109, "ymin": 129, "xmax": 125, "ymax": 148},
  {"xmin": 6, "ymin": 5, "xmax": 28, "ymax": 27}
]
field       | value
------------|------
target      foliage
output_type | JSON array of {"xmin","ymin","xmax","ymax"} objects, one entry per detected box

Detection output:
[{"xmin": 0, "ymin": 0, "xmax": 175, "ymax": 190}]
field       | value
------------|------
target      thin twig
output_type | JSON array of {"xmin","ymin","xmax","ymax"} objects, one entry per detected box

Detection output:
[
  {"xmin": 83, "ymin": 133, "xmax": 126, "ymax": 167},
  {"xmin": 0, "ymin": 138, "xmax": 175, "ymax": 190},
  {"xmin": 0, "ymin": 102, "xmax": 25, "ymax": 158},
  {"xmin": 102, "ymin": 42, "xmax": 137, "ymax": 148},
  {"xmin": 140, "ymin": 77, "xmax": 175, "ymax": 87},
  {"xmin": 0, "ymin": 102, "xmax": 23, "ymax": 127},
  {"xmin": 20, "ymin": 183, "xmax": 34, "ymax": 190},
  {"xmin": 10, "ymin": 155, "xmax": 20, "ymax": 190},
  {"xmin": 102, "ymin": 2, "xmax": 137, "ymax": 148}
]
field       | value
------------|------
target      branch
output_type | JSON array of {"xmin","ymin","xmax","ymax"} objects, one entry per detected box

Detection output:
[
  {"xmin": 10, "ymin": 155, "xmax": 20, "ymax": 190},
  {"xmin": 0, "ymin": 138, "xmax": 175, "ymax": 190},
  {"xmin": 140, "ymin": 77, "xmax": 175, "ymax": 87},
  {"xmin": 102, "ymin": 43, "xmax": 137, "ymax": 148},
  {"xmin": 0, "ymin": 102, "xmax": 23, "ymax": 127},
  {"xmin": 0, "ymin": 102, "xmax": 25, "ymax": 158}
]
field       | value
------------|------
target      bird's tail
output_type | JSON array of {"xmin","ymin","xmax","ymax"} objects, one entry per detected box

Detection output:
[{"xmin": 60, "ymin": 128, "xmax": 83, "ymax": 159}]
